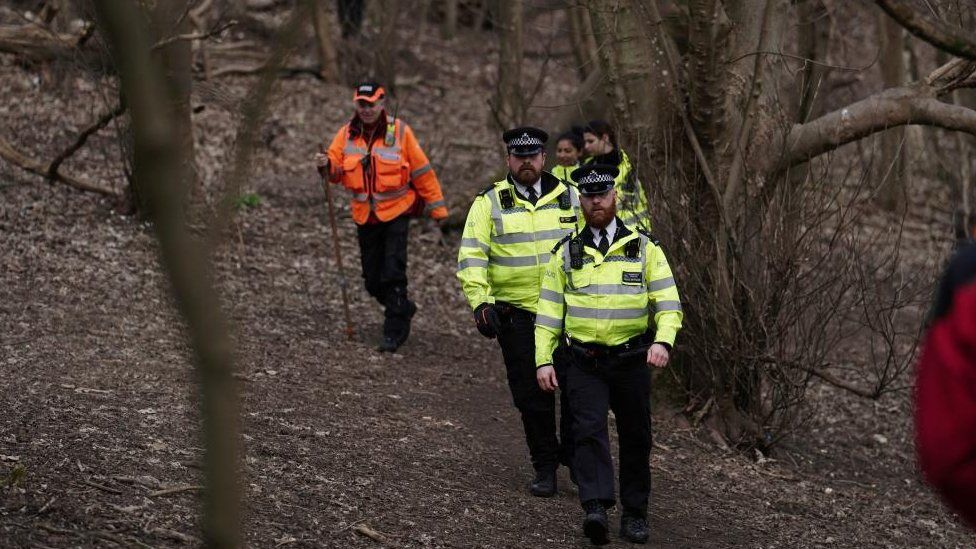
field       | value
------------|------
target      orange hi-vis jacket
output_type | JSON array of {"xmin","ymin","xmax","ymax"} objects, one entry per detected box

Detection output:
[{"xmin": 326, "ymin": 117, "xmax": 448, "ymax": 225}]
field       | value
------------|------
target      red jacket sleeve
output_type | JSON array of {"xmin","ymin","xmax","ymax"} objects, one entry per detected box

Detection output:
[{"xmin": 916, "ymin": 280, "xmax": 976, "ymax": 529}]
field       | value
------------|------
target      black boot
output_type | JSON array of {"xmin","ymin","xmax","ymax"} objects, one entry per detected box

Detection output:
[
  {"xmin": 582, "ymin": 500, "xmax": 609, "ymax": 545},
  {"xmin": 620, "ymin": 513, "xmax": 649, "ymax": 544},
  {"xmin": 378, "ymin": 289, "xmax": 416, "ymax": 352},
  {"xmin": 529, "ymin": 469, "xmax": 556, "ymax": 497}
]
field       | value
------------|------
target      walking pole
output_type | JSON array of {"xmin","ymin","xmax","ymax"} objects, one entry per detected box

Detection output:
[{"xmin": 318, "ymin": 145, "xmax": 355, "ymax": 340}]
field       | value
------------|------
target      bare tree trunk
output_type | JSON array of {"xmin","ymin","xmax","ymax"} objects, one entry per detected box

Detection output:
[
  {"xmin": 566, "ymin": 4, "xmax": 597, "ymax": 80},
  {"xmin": 442, "ymin": 0, "xmax": 458, "ymax": 39},
  {"xmin": 586, "ymin": 0, "xmax": 668, "ymax": 161},
  {"xmin": 492, "ymin": 0, "xmax": 524, "ymax": 129},
  {"xmin": 877, "ymin": 9, "xmax": 907, "ymax": 211},
  {"xmin": 797, "ymin": 0, "xmax": 829, "ymax": 122},
  {"xmin": 375, "ymin": 0, "xmax": 399, "ymax": 93},
  {"xmin": 955, "ymin": 89, "xmax": 976, "ymax": 225},
  {"xmin": 312, "ymin": 0, "xmax": 340, "ymax": 83},
  {"xmin": 140, "ymin": 0, "xmax": 196, "ymax": 215},
  {"xmin": 92, "ymin": 1, "xmax": 241, "ymax": 547}
]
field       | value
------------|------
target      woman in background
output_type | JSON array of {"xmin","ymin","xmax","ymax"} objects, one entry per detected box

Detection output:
[
  {"xmin": 582, "ymin": 120, "xmax": 650, "ymax": 231},
  {"xmin": 551, "ymin": 127, "xmax": 584, "ymax": 184}
]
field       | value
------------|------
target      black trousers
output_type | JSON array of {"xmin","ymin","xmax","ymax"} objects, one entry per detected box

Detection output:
[
  {"xmin": 356, "ymin": 215, "xmax": 414, "ymax": 338},
  {"xmin": 496, "ymin": 304, "xmax": 573, "ymax": 474},
  {"xmin": 564, "ymin": 347, "xmax": 651, "ymax": 517}
]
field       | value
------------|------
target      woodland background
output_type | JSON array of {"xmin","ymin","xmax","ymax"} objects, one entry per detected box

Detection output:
[{"xmin": 1, "ymin": 0, "xmax": 976, "ymax": 547}]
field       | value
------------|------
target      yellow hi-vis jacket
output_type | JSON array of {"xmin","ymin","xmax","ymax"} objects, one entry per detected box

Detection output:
[
  {"xmin": 584, "ymin": 149, "xmax": 650, "ymax": 231},
  {"xmin": 550, "ymin": 163, "xmax": 579, "ymax": 186},
  {"xmin": 534, "ymin": 222, "xmax": 683, "ymax": 367},
  {"xmin": 457, "ymin": 172, "xmax": 581, "ymax": 313}
]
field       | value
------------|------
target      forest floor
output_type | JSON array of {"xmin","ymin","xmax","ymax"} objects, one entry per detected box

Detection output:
[{"xmin": 2, "ymin": 15, "xmax": 976, "ymax": 549}]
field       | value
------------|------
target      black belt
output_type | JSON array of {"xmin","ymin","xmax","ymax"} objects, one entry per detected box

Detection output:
[
  {"xmin": 567, "ymin": 333, "xmax": 651, "ymax": 359},
  {"xmin": 494, "ymin": 301, "xmax": 535, "ymax": 320}
]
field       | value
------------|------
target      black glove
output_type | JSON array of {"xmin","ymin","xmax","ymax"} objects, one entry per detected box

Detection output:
[{"xmin": 473, "ymin": 303, "xmax": 501, "ymax": 339}]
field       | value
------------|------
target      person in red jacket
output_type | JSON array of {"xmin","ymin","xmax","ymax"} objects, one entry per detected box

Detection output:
[
  {"xmin": 916, "ymin": 234, "xmax": 976, "ymax": 529},
  {"xmin": 315, "ymin": 81, "xmax": 448, "ymax": 352}
]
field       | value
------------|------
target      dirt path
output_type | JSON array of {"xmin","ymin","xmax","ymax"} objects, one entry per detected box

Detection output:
[{"xmin": 2, "ymin": 176, "xmax": 973, "ymax": 548}]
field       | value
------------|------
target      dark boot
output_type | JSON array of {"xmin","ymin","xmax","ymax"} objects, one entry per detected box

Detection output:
[
  {"xmin": 582, "ymin": 500, "xmax": 609, "ymax": 545},
  {"xmin": 529, "ymin": 469, "xmax": 556, "ymax": 497},
  {"xmin": 378, "ymin": 288, "xmax": 416, "ymax": 352},
  {"xmin": 620, "ymin": 513, "xmax": 649, "ymax": 544}
]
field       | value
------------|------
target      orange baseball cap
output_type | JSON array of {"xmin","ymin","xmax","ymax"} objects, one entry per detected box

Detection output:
[{"xmin": 353, "ymin": 82, "xmax": 385, "ymax": 103}]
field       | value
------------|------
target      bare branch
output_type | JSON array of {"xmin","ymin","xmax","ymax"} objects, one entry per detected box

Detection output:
[
  {"xmin": 875, "ymin": 0, "xmax": 976, "ymax": 61},
  {"xmin": 48, "ymin": 103, "xmax": 127, "ymax": 179},
  {"xmin": 770, "ymin": 62, "xmax": 976, "ymax": 171},
  {"xmin": 150, "ymin": 19, "xmax": 235, "ymax": 51},
  {"xmin": 0, "ymin": 137, "xmax": 119, "ymax": 196}
]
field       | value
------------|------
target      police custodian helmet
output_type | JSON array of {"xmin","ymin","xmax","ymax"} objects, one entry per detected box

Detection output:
[
  {"xmin": 571, "ymin": 164, "xmax": 619, "ymax": 195},
  {"xmin": 503, "ymin": 126, "xmax": 548, "ymax": 157}
]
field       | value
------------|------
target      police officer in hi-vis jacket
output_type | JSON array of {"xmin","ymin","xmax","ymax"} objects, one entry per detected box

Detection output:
[{"xmin": 457, "ymin": 126, "xmax": 581, "ymax": 497}]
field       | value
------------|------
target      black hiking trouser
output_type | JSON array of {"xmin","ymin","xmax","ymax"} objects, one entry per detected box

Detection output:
[
  {"xmin": 356, "ymin": 215, "xmax": 414, "ymax": 339},
  {"xmin": 565, "ymin": 345, "xmax": 652, "ymax": 518},
  {"xmin": 495, "ymin": 303, "xmax": 574, "ymax": 474}
]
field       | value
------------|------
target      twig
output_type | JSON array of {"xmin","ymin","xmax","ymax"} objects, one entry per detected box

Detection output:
[
  {"xmin": 151, "ymin": 20, "xmax": 235, "ymax": 50},
  {"xmin": 353, "ymin": 523, "xmax": 391, "ymax": 544},
  {"xmin": 38, "ymin": 497, "xmax": 56, "ymax": 513},
  {"xmin": 0, "ymin": 137, "xmax": 119, "ymax": 196},
  {"xmin": 151, "ymin": 527, "xmax": 200, "ymax": 544},
  {"xmin": 725, "ymin": 50, "xmax": 877, "ymax": 72},
  {"xmin": 47, "ymin": 104, "xmax": 126, "ymax": 180},
  {"xmin": 81, "ymin": 479, "xmax": 122, "ymax": 495},
  {"xmin": 148, "ymin": 484, "xmax": 203, "ymax": 497}
]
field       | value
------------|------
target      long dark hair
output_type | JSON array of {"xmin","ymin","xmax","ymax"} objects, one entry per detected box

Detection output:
[{"xmin": 584, "ymin": 119, "xmax": 616, "ymax": 148}]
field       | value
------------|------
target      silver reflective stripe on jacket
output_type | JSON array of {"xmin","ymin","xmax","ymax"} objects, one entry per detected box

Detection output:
[
  {"xmin": 647, "ymin": 276, "xmax": 675, "ymax": 292},
  {"xmin": 460, "ymin": 238, "xmax": 489, "ymax": 253},
  {"xmin": 457, "ymin": 258, "xmax": 489, "ymax": 271},
  {"xmin": 491, "ymin": 228, "xmax": 572, "ymax": 245},
  {"xmin": 654, "ymin": 300, "xmax": 682, "ymax": 313},
  {"xmin": 411, "ymin": 164, "xmax": 433, "ymax": 179},
  {"xmin": 568, "ymin": 284, "xmax": 645, "ymax": 296},
  {"xmin": 536, "ymin": 314, "xmax": 563, "ymax": 330},
  {"xmin": 491, "ymin": 254, "xmax": 550, "ymax": 267},
  {"xmin": 567, "ymin": 305, "xmax": 648, "ymax": 320},
  {"xmin": 373, "ymin": 186, "xmax": 411, "ymax": 200}
]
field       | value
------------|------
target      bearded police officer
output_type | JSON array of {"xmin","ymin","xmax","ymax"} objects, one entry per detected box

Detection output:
[
  {"xmin": 457, "ymin": 126, "xmax": 581, "ymax": 497},
  {"xmin": 534, "ymin": 164, "xmax": 682, "ymax": 545}
]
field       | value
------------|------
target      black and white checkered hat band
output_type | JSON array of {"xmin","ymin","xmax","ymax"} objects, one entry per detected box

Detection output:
[
  {"xmin": 579, "ymin": 172, "xmax": 614, "ymax": 184},
  {"xmin": 508, "ymin": 134, "xmax": 543, "ymax": 147}
]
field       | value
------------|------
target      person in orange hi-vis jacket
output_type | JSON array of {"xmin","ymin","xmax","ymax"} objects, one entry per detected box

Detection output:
[{"xmin": 315, "ymin": 81, "xmax": 448, "ymax": 352}]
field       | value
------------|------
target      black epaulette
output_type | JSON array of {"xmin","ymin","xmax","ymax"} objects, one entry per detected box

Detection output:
[
  {"xmin": 636, "ymin": 227, "xmax": 660, "ymax": 246},
  {"xmin": 551, "ymin": 233, "xmax": 572, "ymax": 254},
  {"xmin": 477, "ymin": 183, "xmax": 496, "ymax": 196}
]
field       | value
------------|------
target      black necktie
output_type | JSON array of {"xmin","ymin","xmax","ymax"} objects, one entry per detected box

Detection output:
[
  {"xmin": 598, "ymin": 229, "xmax": 609, "ymax": 255},
  {"xmin": 525, "ymin": 186, "xmax": 538, "ymax": 205}
]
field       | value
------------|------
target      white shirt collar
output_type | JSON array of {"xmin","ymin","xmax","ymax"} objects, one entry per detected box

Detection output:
[
  {"xmin": 513, "ymin": 177, "xmax": 542, "ymax": 200},
  {"xmin": 590, "ymin": 218, "xmax": 618, "ymax": 245}
]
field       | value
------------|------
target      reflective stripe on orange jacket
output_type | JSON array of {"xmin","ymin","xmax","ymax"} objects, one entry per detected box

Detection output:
[{"xmin": 325, "ymin": 117, "xmax": 448, "ymax": 225}]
